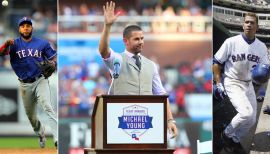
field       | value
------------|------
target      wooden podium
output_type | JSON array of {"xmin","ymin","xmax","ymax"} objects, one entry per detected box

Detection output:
[{"xmin": 84, "ymin": 95, "xmax": 174, "ymax": 154}]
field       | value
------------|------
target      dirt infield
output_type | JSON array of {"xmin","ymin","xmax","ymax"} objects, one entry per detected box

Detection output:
[{"xmin": 0, "ymin": 148, "xmax": 57, "ymax": 154}]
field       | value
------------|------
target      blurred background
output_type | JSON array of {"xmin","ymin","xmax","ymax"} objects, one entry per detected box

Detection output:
[
  {"xmin": 0, "ymin": 0, "xmax": 57, "ymax": 150},
  {"xmin": 58, "ymin": 0, "xmax": 212, "ymax": 154},
  {"xmin": 213, "ymin": 0, "xmax": 270, "ymax": 48}
]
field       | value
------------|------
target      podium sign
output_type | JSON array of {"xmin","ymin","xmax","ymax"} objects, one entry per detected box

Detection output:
[
  {"xmin": 107, "ymin": 103, "xmax": 164, "ymax": 144},
  {"xmin": 90, "ymin": 95, "xmax": 169, "ymax": 151}
]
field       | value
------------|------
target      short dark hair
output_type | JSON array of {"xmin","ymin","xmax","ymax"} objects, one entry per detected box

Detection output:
[
  {"xmin": 123, "ymin": 25, "xmax": 142, "ymax": 38},
  {"xmin": 244, "ymin": 12, "xmax": 258, "ymax": 25}
]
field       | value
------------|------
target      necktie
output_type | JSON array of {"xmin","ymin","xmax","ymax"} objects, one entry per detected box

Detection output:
[{"xmin": 133, "ymin": 55, "xmax": 141, "ymax": 70}]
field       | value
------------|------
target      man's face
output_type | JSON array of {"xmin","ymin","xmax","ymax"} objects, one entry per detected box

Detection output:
[
  {"xmin": 243, "ymin": 16, "xmax": 258, "ymax": 38},
  {"xmin": 124, "ymin": 31, "xmax": 144, "ymax": 54},
  {"xmin": 19, "ymin": 23, "xmax": 33, "ymax": 40}
]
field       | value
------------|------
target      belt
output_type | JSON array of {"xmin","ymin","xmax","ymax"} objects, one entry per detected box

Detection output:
[{"xmin": 19, "ymin": 74, "xmax": 43, "ymax": 83}]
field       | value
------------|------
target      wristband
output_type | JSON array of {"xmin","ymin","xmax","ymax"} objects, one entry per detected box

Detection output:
[{"xmin": 167, "ymin": 119, "xmax": 176, "ymax": 124}]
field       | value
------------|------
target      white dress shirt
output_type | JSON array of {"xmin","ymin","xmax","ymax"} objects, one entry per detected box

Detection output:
[{"xmin": 103, "ymin": 48, "xmax": 167, "ymax": 95}]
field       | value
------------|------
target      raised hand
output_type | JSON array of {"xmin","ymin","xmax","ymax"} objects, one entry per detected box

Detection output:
[{"xmin": 103, "ymin": 1, "xmax": 120, "ymax": 26}]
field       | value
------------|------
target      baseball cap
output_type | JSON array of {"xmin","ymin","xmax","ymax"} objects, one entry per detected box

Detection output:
[{"xmin": 18, "ymin": 17, "xmax": 32, "ymax": 26}]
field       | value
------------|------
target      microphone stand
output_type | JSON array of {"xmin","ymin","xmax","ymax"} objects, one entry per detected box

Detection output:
[
  {"xmin": 108, "ymin": 60, "xmax": 120, "ymax": 95},
  {"xmin": 107, "ymin": 77, "xmax": 115, "ymax": 95}
]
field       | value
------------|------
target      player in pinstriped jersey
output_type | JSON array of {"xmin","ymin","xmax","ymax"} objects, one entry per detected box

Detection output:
[
  {"xmin": 213, "ymin": 12, "xmax": 270, "ymax": 153},
  {"xmin": 0, "ymin": 17, "xmax": 58, "ymax": 148}
]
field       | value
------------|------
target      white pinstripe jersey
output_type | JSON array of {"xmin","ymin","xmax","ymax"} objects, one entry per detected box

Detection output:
[{"xmin": 214, "ymin": 34, "xmax": 270, "ymax": 81}]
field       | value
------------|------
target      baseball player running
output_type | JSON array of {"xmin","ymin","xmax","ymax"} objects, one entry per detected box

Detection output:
[
  {"xmin": 213, "ymin": 12, "xmax": 270, "ymax": 153},
  {"xmin": 0, "ymin": 17, "xmax": 58, "ymax": 148}
]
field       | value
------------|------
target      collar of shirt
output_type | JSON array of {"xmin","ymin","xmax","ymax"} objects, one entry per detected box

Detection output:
[
  {"xmin": 124, "ymin": 49, "xmax": 141, "ymax": 59},
  {"xmin": 241, "ymin": 33, "xmax": 256, "ymax": 45}
]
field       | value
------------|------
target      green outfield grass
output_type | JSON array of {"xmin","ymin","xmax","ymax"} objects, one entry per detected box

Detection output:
[{"xmin": 0, "ymin": 137, "xmax": 55, "ymax": 148}]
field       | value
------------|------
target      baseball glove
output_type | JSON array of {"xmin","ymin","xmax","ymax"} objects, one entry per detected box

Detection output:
[{"xmin": 37, "ymin": 59, "xmax": 56, "ymax": 78}]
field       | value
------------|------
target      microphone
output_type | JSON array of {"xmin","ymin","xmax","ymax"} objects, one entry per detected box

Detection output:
[
  {"xmin": 108, "ymin": 58, "xmax": 121, "ymax": 95},
  {"xmin": 113, "ymin": 58, "xmax": 121, "ymax": 79}
]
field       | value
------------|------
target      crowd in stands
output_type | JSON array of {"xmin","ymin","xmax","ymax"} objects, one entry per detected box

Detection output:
[
  {"xmin": 57, "ymin": 1, "xmax": 212, "ymax": 118},
  {"xmin": 60, "ymin": 0, "xmax": 212, "ymax": 17},
  {"xmin": 58, "ymin": 56, "xmax": 212, "ymax": 117},
  {"xmin": 0, "ymin": 5, "xmax": 57, "ymax": 70},
  {"xmin": 59, "ymin": 0, "xmax": 212, "ymax": 32}
]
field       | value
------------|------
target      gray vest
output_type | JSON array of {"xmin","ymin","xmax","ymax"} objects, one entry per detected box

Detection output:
[{"xmin": 111, "ymin": 53, "xmax": 155, "ymax": 95}]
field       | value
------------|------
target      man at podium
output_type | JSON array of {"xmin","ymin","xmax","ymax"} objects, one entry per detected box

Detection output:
[{"xmin": 98, "ymin": 1, "xmax": 178, "ymax": 138}]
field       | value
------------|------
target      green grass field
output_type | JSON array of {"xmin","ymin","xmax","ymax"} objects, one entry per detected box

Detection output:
[{"xmin": 0, "ymin": 137, "xmax": 55, "ymax": 148}]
